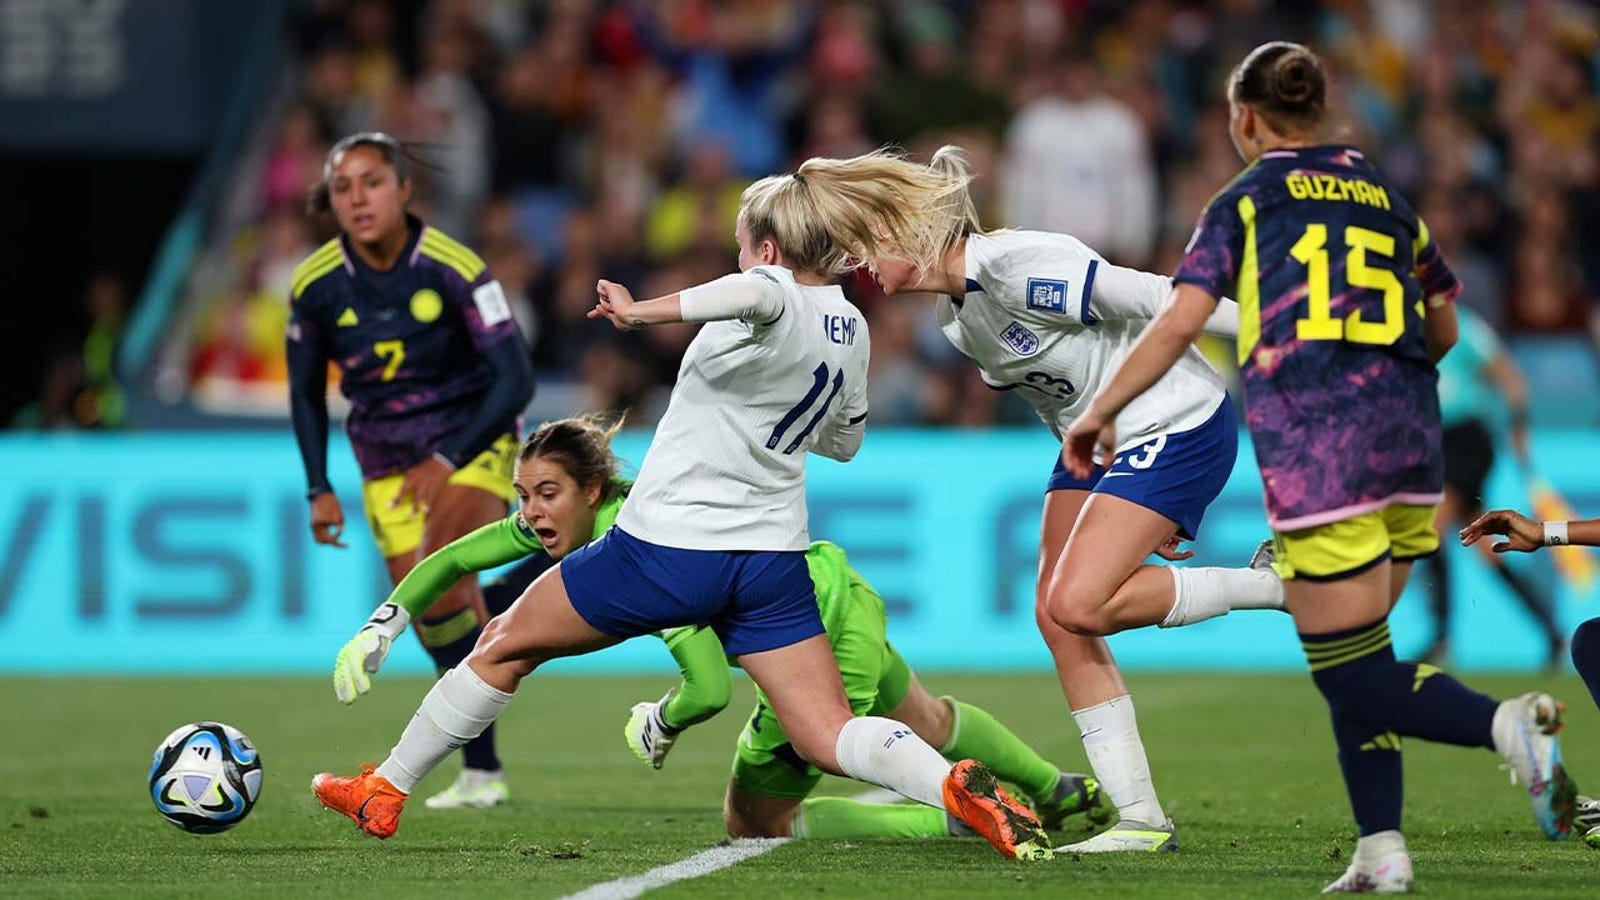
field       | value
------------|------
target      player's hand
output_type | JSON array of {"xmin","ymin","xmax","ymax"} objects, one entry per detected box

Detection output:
[
  {"xmin": 1153, "ymin": 536, "xmax": 1194, "ymax": 561},
  {"xmin": 333, "ymin": 602, "xmax": 412, "ymax": 704},
  {"xmin": 393, "ymin": 455, "xmax": 454, "ymax": 515},
  {"xmin": 309, "ymin": 492, "xmax": 348, "ymax": 548},
  {"xmin": 1063, "ymin": 409, "xmax": 1115, "ymax": 480},
  {"xmin": 623, "ymin": 692, "xmax": 682, "ymax": 769},
  {"xmin": 590, "ymin": 279, "xmax": 641, "ymax": 331},
  {"xmin": 1460, "ymin": 508, "xmax": 1543, "ymax": 553}
]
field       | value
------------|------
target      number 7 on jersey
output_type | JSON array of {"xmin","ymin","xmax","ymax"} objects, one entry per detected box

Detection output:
[{"xmin": 768, "ymin": 362, "xmax": 845, "ymax": 455}]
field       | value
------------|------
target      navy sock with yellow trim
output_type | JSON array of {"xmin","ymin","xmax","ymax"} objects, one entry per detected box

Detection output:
[
  {"xmin": 1325, "ymin": 707, "xmax": 1403, "ymax": 836},
  {"xmin": 419, "ymin": 607, "xmax": 502, "ymax": 773},
  {"xmin": 1302, "ymin": 618, "xmax": 1499, "ymax": 835},
  {"xmin": 1302, "ymin": 617, "xmax": 1497, "ymax": 749},
  {"xmin": 1302, "ymin": 620, "xmax": 1403, "ymax": 835}
]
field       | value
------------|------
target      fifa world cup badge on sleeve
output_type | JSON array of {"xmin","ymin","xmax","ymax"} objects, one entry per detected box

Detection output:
[
  {"xmin": 473, "ymin": 280, "xmax": 512, "ymax": 326},
  {"xmin": 1026, "ymin": 278, "xmax": 1068, "ymax": 314}
]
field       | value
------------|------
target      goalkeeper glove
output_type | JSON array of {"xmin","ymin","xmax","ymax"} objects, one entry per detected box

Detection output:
[
  {"xmin": 623, "ymin": 690, "xmax": 683, "ymax": 769},
  {"xmin": 332, "ymin": 601, "xmax": 411, "ymax": 705}
]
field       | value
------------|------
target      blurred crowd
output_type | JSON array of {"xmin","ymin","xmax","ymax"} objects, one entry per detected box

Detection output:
[{"xmin": 140, "ymin": 0, "xmax": 1600, "ymax": 428}]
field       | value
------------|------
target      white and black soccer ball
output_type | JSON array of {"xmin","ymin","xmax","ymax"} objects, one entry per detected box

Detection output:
[{"xmin": 148, "ymin": 722, "xmax": 263, "ymax": 834}]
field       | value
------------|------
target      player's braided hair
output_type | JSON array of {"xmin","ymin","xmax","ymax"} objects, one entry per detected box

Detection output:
[
  {"xmin": 1231, "ymin": 42, "xmax": 1326, "ymax": 134},
  {"xmin": 518, "ymin": 414, "xmax": 628, "ymax": 503}
]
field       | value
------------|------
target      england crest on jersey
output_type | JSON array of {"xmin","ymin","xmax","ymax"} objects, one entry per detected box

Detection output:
[
  {"xmin": 999, "ymin": 321, "xmax": 1042, "ymax": 357},
  {"xmin": 1026, "ymin": 277, "xmax": 1068, "ymax": 314}
]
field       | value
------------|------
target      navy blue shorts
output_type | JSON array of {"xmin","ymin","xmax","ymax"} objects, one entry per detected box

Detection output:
[
  {"xmin": 560, "ymin": 527, "xmax": 824, "ymax": 656},
  {"xmin": 1048, "ymin": 397, "xmax": 1238, "ymax": 540}
]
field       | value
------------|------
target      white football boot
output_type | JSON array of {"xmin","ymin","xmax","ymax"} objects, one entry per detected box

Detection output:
[
  {"xmin": 1056, "ymin": 818, "xmax": 1177, "ymax": 853},
  {"xmin": 424, "ymin": 768, "xmax": 509, "ymax": 809},
  {"xmin": 1492, "ymin": 692, "xmax": 1578, "ymax": 840},
  {"xmin": 1323, "ymin": 850, "xmax": 1413, "ymax": 893}
]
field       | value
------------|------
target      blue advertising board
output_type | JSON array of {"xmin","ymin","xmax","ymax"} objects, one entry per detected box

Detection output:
[{"xmin": 1, "ymin": 430, "xmax": 1595, "ymax": 674}]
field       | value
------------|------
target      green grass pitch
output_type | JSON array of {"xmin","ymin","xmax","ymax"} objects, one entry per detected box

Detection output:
[{"xmin": 3, "ymin": 672, "xmax": 1596, "ymax": 898}]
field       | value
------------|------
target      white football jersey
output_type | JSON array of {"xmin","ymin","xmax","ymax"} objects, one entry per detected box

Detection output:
[
  {"xmin": 619, "ymin": 265, "xmax": 870, "ymax": 551},
  {"xmin": 939, "ymin": 230, "xmax": 1225, "ymax": 451}
]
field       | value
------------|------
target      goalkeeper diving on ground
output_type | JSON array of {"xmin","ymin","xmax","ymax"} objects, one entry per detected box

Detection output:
[{"xmin": 331, "ymin": 414, "xmax": 1111, "ymax": 842}]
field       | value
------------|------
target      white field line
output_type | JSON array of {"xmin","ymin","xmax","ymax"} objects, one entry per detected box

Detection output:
[
  {"xmin": 558, "ymin": 786, "xmax": 901, "ymax": 899},
  {"xmin": 557, "ymin": 838, "xmax": 791, "ymax": 900}
]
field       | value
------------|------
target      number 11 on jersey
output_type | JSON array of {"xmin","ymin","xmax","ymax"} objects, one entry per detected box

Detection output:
[{"xmin": 768, "ymin": 362, "xmax": 845, "ymax": 455}]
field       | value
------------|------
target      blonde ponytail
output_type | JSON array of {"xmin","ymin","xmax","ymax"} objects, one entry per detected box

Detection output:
[
  {"xmin": 928, "ymin": 145, "xmax": 984, "ymax": 237},
  {"xmin": 783, "ymin": 147, "xmax": 977, "ymax": 276},
  {"xmin": 740, "ymin": 174, "xmax": 853, "ymax": 276}
]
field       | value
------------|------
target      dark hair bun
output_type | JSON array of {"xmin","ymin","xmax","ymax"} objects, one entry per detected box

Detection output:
[{"xmin": 1271, "ymin": 52, "xmax": 1321, "ymax": 108}]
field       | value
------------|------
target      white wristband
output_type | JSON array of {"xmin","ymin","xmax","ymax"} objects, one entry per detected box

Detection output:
[
  {"xmin": 361, "ymin": 601, "xmax": 412, "ymax": 641},
  {"xmin": 1544, "ymin": 521, "xmax": 1569, "ymax": 546}
]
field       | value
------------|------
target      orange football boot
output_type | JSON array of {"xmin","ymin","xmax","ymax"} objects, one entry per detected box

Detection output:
[
  {"xmin": 943, "ymin": 759, "xmax": 1053, "ymax": 861},
  {"xmin": 312, "ymin": 765, "xmax": 408, "ymax": 839}
]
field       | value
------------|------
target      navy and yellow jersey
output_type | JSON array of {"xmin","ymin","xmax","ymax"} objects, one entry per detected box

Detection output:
[
  {"xmin": 285, "ymin": 215, "xmax": 534, "ymax": 492},
  {"xmin": 1173, "ymin": 145, "xmax": 1461, "ymax": 530}
]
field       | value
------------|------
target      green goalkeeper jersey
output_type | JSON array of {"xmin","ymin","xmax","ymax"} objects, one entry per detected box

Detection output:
[
  {"xmin": 381, "ymin": 480, "xmax": 870, "ymax": 729},
  {"xmin": 383, "ymin": 481, "xmax": 626, "ymax": 619}
]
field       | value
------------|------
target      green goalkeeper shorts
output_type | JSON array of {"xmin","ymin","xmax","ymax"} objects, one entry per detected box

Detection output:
[{"xmin": 730, "ymin": 559, "xmax": 914, "ymax": 800}]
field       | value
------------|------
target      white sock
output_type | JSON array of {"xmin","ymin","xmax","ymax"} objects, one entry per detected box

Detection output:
[
  {"xmin": 1161, "ymin": 566, "xmax": 1285, "ymax": 628},
  {"xmin": 375, "ymin": 666, "xmax": 513, "ymax": 793},
  {"xmin": 834, "ymin": 716, "xmax": 950, "ymax": 809},
  {"xmin": 1353, "ymin": 829, "xmax": 1407, "ymax": 862},
  {"xmin": 1490, "ymin": 699, "xmax": 1517, "ymax": 759},
  {"xmin": 1073, "ymin": 695, "xmax": 1167, "ymax": 827}
]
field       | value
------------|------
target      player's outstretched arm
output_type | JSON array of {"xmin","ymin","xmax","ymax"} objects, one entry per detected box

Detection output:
[
  {"xmin": 1462, "ymin": 509, "xmax": 1600, "ymax": 553},
  {"xmin": 625, "ymin": 626, "xmax": 733, "ymax": 768},
  {"xmin": 591, "ymin": 279, "xmax": 681, "ymax": 331},
  {"xmin": 332, "ymin": 516, "xmax": 537, "ymax": 704},
  {"xmin": 592, "ymin": 273, "xmax": 785, "ymax": 331}
]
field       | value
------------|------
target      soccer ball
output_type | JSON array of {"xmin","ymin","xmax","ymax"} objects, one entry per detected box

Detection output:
[{"xmin": 148, "ymin": 722, "xmax": 263, "ymax": 834}]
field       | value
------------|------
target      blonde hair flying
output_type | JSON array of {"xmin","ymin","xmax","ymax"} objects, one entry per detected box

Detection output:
[{"xmin": 777, "ymin": 146, "xmax": 983, "ymax": 276}]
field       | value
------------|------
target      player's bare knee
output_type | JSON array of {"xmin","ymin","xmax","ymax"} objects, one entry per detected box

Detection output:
[
  {"xmin": 786, "ymin": 732, "xmax": 837, "ymax": 774},
  {"xmin": 474, "ymin": 613, "xmax": 511, "ymax": 653},
  {"xmin": 1046, "ymin": 566, "xmax": 1121, "ymax": 632},
  {"xmin": 470, "ymin": 618, "xmax": 537, "ymax": 674},
  {"xmin": 1054, "ymin": 608, "xmax": 1112, "ymax": 637},
  {"xmin": 1045, "ymin": 591, "xmax": 1113, "ymax": 637}
]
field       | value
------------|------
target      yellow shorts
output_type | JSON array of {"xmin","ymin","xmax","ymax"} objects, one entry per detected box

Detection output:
[
  {"xmin": 361, "ymin": 434, "xmax": 518, "ymax": 558},
  {"xmin": 1272, "ymin": 504, "xmax": 1439, "ymax": 582}
]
